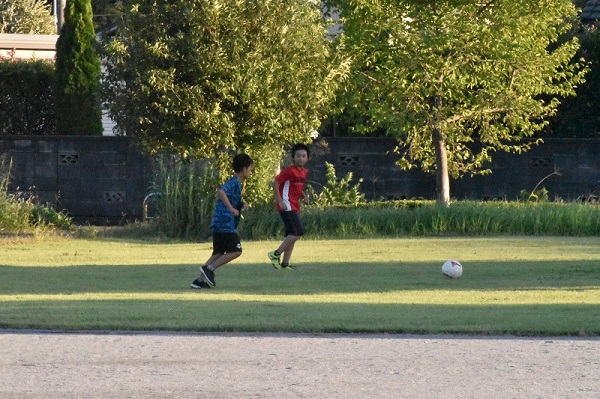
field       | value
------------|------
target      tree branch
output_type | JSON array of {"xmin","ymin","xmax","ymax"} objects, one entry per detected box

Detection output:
[{"xmin": 443, "ymin": 107, "xmax": 510, "ymax": 124}]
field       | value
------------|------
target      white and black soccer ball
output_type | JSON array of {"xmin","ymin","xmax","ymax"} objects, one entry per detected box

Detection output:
[{"xmin": 442, "ymin": 259, "xmax": 463, "ymax": 279}]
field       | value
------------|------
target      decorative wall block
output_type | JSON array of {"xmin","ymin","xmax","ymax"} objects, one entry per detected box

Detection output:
[{"xmin": 59, "ymin": 153, "xmax": 79, "ymax": 164}]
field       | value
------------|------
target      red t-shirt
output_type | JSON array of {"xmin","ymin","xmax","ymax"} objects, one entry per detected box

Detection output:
[{"xmin": 275, "ymin": 165, "xmax": 308, "ymax": 213}]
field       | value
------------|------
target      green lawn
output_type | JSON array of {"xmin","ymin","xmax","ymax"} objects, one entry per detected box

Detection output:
[{"xmin": 0, "ymin": 236, "xmax": 598, "ymax": 336}]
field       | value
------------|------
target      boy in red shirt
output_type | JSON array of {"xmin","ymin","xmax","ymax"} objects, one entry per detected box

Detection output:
[{"xmin": 268, "ymin": 143, "xmax": 310, "ymax": 269}]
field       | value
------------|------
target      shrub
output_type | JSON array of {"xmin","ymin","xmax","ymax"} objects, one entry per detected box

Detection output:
[
  {"xmin": 55, "ymin": 0, "xmax": 102, "ymax": 135},
  {"xmin": 308, "ymin": 162, "xmax": 366, "ymax": 207},
  {"xmin": 0, "ymin": 157, "xmax": 71, "ymax": 234},
  {"xmin": 0, "ymin": 58, "xmax": 56, "ymax": 135}
]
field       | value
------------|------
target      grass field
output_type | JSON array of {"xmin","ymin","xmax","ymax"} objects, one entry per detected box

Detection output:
[{"xmin": 0, "ymin": 236, "xmax": 599, "ymax": 336}]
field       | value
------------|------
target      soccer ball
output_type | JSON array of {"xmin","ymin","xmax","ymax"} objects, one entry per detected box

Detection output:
[{"xmin": 442, "ymin": 260, "xmax": 463, "ymax": 279}]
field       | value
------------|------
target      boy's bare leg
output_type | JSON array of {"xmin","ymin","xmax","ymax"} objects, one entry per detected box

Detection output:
[
  {"xmin": 277, "ymin": 235, "xmax": 300, "ymax": 256},
  {"xmin": 204, "ymin": 254, "xmax": 221, "ymax": 266},
  {"xmin": 277, "ymin": 235, "xmax": 301, "ymax": 264},
  {"xmin": 210, "ymin": 252, "xmax": 241, "ymax": 270},
  {"xmin": 281, "ymin": 241, "xmax": 295, "ymax": 265},
  {"xmin": 198, "ymin": 252, "xmax": 240, "ymax": 281}
]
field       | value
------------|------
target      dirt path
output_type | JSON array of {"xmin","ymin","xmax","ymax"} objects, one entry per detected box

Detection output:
[{"xmin": 1, "ymin": 331, "xmax": 598, "ymax": 398}]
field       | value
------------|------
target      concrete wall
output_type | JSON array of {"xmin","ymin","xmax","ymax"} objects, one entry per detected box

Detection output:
[
  {"xmin": 0, "ymin": 136, "xmax": 598, "ymax": 224},
  {"xmin": 0, "ymin": 136, "xmax": 152, "ymax": 223},
  {"xmin": 311, "ymin": 137, "xmax": 600, "ymax": 202}
]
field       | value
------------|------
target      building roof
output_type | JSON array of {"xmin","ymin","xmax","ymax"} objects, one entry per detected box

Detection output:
[{"xmin": 580, "ymin": 0, "xmax": 600, "ymax": 21}]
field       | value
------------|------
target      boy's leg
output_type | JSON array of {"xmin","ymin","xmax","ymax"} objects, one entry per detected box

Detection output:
[
  {"xmin": 269, "ymin": 235, "xmax": 299, "ymax": 269},
  {"xmin": 196, "ymin": 249, "xmax": 223, "ymax": 282},
  {"xmin": 205, "ymin": 254, "xmax": 221, "ymax": 267},
  {"xmin": 210, "ymin": 251, "xmax": 241, "ymax": 269},
  {"xmin": 278, "ymin": 236, "xmax": 299, "ymax": 263},
  {"xmin": 196, "ymin": 233, "xmax": 242, "ymax": 287},
  {"xmin": 200, "ymin": 251, "xmax": 241, "ymax": 286},
  {"xmin": 193, "ymin": 254, "xmax": 220, "ymax": 288},
  {"xmin": 281, "ymin": 240, "xmax": 296, "ymax": 268},
  {"xmin": 270, "ymin": 211, "xmax": 304, "ymax": 268}
]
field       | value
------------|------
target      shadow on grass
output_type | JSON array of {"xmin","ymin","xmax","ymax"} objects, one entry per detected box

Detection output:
[{"xmin": 1, "ymin": 260, "xmax": 599, "ymax": 295}]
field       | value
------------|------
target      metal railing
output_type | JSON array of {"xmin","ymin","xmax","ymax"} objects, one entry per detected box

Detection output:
[{"xmin": 142, "ymin": 192, "xmax": 161, "ymax": 222}]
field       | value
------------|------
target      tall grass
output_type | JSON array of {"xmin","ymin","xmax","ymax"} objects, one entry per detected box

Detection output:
[
  {"xmin": 0, "ymin": 156, "xmax": 71, "ymax": 235},
  {"xmin": 240, "ymin": 200, "xmax": 600, "ymax": 239},
  {"xmin": 147, "ymin": 158, "xmax": 600, "ymax": 240},
  {"xmin": 150, "ymin": 156, "xmax": 219, "ymax": 240}
]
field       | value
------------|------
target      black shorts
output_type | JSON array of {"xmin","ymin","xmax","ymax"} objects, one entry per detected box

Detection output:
[
  {"xmin": 212, "ymin": 232, "xmax": 242, "ymax": 255},
  {"xmin": 279, "ymin": 211, "xmax": 305, "ymax": 237}
]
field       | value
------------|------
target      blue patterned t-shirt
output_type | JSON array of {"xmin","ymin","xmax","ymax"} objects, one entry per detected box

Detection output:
[{"xmin": 211, "ymin": 175, "xmax": 242, "ymax": 233}]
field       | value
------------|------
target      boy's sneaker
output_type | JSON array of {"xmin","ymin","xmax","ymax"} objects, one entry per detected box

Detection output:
[
  {"xmin": 191, "ymin": 279, "xmax": 211, "ymax": 289},
  {"xmin": 281, "ymin": 264, "xmax": 294, "ymax": 271},
  {"xmin": 267, "ymin": 251, "xmax": 281, "ymax": 269},
  {"xmin": 200, "ymin": 266, "xmax": 216, "ymax": 286}
]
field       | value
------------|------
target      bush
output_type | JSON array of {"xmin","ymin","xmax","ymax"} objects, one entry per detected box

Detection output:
[
  {"xmin": 0, "ymin": 58, "xmax": 56, "ymax": 135},
  {"xmin": 308, "ymin": 162, "xmax": 366, "ymax": 207},
  {"xmin": 0, "ymin": 157, "xmax": 71, "ymax": 234}
]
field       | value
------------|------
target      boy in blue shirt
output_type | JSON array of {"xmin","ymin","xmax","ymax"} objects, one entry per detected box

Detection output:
[{"xmin": 191, "ymin": 153, "xmax": 253, "ymax": 289}]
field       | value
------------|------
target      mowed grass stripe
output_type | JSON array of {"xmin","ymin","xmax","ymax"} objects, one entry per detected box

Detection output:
[{"xmin": 2, "ymin": 288, "xmax": 599, "ymax": 304}]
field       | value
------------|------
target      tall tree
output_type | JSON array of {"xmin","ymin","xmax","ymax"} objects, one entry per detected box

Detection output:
[
  {"xmin": 102, "ymin": 0, "xmax": 348, "ymax": 202},
  {"xmin": 328, "ymin": 0, "xmax": 588, "ymax": 204},
  {"xmin": 55, "ymin": 0, "xmax": 103, "ymax": 135}
]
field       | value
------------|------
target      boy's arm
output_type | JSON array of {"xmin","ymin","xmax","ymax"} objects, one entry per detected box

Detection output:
[
  {"xmin": 217, "ymin": 188, "xmax": 239, "ymax": 216},
  {"xmin": 271, "ymin": 180, "xmax": 285, "ymax": 208}
]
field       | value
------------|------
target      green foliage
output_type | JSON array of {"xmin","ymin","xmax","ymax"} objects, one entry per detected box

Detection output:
[
  {"xmin": 328, "ymin": 0, "xmax": 588, "ymax": 202},
  {"xmin": 308, "ymin": 162, "xmax": 366, "ymax": 207},
  {"xmin": 241, "ymin": 200, "xmax": 600, "ymax": 239},
  {"xmin": 102, "ymin": 0, "xmax": 349, "ymax": 163},
  {"xmin": 519, "ymin": 187, "xmax": 550, "ymax": 203},
  {"xmin": 91, "ymin": 0, "xmax": 126, "ymax": 29},
  {"xmin": 240, "ymin": 145, "xmax": 282, "ymax": 207},
  {"xmin": 27, "ymin": 205, "xmax": 72, "ymax": 230},
  {"xmin": 0, "ymin": 0, "xmax": 57, "ymax": 34},
  {"xmin": 150, "ymin": 156, "xmax": 220, "ymax": 241},
  {"xmin": 0, "ymin": 58, "xmax": 56, "ymax": 135},
  {"xmin": 333, "ymin": 0, "xmax": 587, "ymax": 174},
  {"xmin": 55, "ymin": 0, "xmax": 103, "ymax": 135},
  {"xmin": 546, "ymin": 28, "xmax": 600, "ymax": 138},
  {"xmin": 519, "ymin": 169, "xmax": 561, "ymax": 202},
  {"xmin": 0, "ymin": 157, "xmax": 71, "ymax": 234}
]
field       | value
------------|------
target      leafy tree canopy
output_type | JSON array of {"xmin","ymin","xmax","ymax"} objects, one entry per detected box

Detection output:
[
  {"xmin": 546, "ymin": 27, "xmax": 600, "ymax": 138},
  {"xmin": 103, "ymin": 0, "xmax": 349, "ymax": 159},
  {"xmin": 327, "ymin": 0, "xmax": 588, "ymax": 202}
]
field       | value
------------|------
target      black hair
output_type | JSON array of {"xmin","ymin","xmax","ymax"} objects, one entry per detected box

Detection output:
[
  {"xmin": 232, "ymin": 153, "xmax": 253, "ymax": 172},
  {"xmin": 291, "ymin": 143, "xmax": 310, "ymax": 159}
]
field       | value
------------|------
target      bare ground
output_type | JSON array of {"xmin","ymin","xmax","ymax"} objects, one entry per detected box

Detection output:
[{"xmin": 1, "ymin": 331, "xmax": 599, "ymax": 399}]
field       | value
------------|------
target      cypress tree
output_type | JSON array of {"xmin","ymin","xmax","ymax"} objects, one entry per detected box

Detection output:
[{"xmin": 55, "ymin": 0, "xmax": 102, "ymax": 135}]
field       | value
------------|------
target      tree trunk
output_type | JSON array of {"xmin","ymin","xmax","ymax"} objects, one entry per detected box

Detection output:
[{"xmin": 432, "ymin": 127, "xmax": 450, "ymax": 205}]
